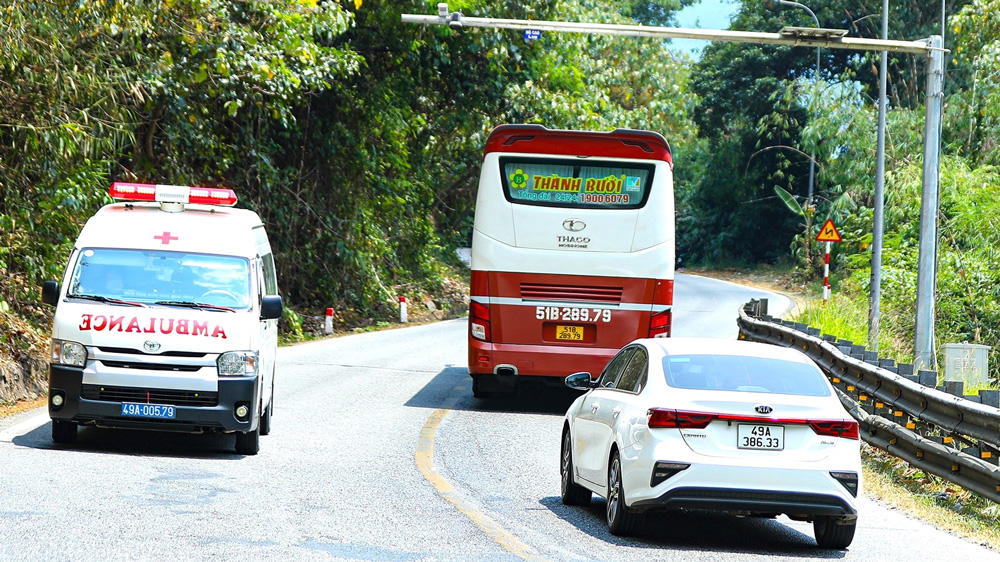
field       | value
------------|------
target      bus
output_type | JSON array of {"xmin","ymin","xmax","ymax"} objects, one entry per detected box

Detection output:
[{"xmin": 468, "ymin": 124, "xmax": 675, "ymax": 397}]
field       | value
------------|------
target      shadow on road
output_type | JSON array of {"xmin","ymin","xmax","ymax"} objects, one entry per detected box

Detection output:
[
  {"xmin": 13, "ymin": 421, "xmax": 245, "ymax": 460},
  {"xmin": 539, "ymin": 495, "xmax": 848, "ymax": 559},
  {"xmin": 404, "ymin": 365, "xmax": 579, "ymax": 416}
]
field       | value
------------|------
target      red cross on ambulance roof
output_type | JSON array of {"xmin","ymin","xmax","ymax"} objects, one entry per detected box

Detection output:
[{"xmin": 154, "ymin": 231, "xmax": 178, "ymax": 245}]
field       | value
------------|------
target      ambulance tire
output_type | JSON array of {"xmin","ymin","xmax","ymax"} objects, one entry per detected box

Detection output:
[
  {"xmin": 51, "ymin": 420, "xmax": 77, "ymax": 444},
  {"xmin": 235, "ymin": 422, "xmax": 260, "ymax": 455},
  {"xmin": 259, "ymin": 375, "xmax": 273, "ymax": 436},
  {"xmin": 259, "ymin": 400, "xmax": 271, "ymax": 436}
]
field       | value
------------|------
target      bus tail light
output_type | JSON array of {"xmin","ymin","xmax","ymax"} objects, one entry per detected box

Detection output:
[
  {"xmin": 649, "ymin": 309, "xmax": 672, "ymax": 338},
  {"xmin": 470, "ymin": 301, "xmax": 491, "ymax": 342}
]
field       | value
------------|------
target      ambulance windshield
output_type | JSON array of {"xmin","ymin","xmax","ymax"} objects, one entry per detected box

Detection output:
[{"xmin": 67, "ymin": 248, "xmax": 251, "ymax": 309}]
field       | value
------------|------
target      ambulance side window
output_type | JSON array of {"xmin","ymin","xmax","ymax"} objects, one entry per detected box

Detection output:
[
  {"xmin": 253, "ymin": 225, "xmax": 278, "ymax": 296},
  {"xmin": 261, "ymin": 253, "xmax": 278, "ymax": 296}
]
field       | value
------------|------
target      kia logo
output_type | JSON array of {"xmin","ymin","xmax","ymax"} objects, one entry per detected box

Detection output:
[
  {"xmin": 563, "ymin": 219, "xmax": 586, "ymax": 232},
  {"xmin": 755, "ymin": 404, "xmax": 773, "ymax": 415},
  {"xmin": 143, "ymin": 340, "xmax": 161, "ymax": 353}
]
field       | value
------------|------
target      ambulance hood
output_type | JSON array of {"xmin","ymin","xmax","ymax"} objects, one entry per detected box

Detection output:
[{"xmin": 53, "ymin": 301, "xmax": 255, "ymax": 353}]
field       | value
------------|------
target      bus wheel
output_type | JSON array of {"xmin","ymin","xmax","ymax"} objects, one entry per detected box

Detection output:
[{"xmin": 472, "ymin": 375, "xmax": 494, "ymax": 399}]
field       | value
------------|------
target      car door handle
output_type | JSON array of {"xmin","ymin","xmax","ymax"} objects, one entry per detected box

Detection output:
[
  {"xmin": 590, "ymin": 402, "xmax": 600, "ymax": 412},
  {"xmin": 612, "ymin": 407, "xmax": 622, "ymax": 419}
]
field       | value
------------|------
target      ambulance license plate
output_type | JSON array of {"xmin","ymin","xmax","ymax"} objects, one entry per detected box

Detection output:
[
  {"xmin": 121, "ymin": 403, "xmax": 176, "ymax": 419},
  {"xmin": 555, "ymin": 325, "xmax": 585, "ymax": 341}
]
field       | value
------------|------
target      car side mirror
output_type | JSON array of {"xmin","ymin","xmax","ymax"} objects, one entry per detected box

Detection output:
[
  {"xmin": 260, "ymin": 295, "xmax": 283, "ymax": 320},
  {"xmin": 41, "ymin": 281, "xmax": 60, "ymax": 306},
  {"xmin": 565, "ymin": 372, "xmax": 595, "ymax": 390}
]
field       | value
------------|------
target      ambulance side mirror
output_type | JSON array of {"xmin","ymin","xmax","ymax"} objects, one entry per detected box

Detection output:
[
  {"xmin": 41, "ymin": 281, "xmax": 60, "ymax": 306},
  {"xmin": 260, "ymin": 295, "xmax": 283, "ymax": 320}
]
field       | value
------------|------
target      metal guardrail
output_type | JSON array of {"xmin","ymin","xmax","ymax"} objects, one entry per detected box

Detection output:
[{"xmin": 738, "ymin": 299, "xmax": 1000, "ymax": 503}]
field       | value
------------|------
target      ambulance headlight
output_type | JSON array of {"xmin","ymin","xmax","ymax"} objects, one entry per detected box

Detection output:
[
  {"xmin": 217, "ymin": 351, "xmax": 257, "ymax": 376},
  {"xmin": 51, "ymin": 340, "xmax": 87, "ymax": 367}
]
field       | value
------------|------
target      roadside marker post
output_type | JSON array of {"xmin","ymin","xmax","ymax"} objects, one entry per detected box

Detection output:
[{"xmin": 815, "ymin": 218, "xmax": 843, "ymax": 302}]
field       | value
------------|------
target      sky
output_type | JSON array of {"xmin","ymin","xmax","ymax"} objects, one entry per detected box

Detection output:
[{"xmin": 670, "ymin": 0, "xmax": 742, "ymax": 56}]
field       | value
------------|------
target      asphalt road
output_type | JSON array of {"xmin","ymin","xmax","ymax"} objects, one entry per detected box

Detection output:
[{"xmin": 1, "ymin": 272, "xmax": 997, "ymax": 561}]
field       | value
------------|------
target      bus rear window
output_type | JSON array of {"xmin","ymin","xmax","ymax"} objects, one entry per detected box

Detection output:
[{"xmin": 500, "ymin": 158, "xmax": 654, "ymax": 209}]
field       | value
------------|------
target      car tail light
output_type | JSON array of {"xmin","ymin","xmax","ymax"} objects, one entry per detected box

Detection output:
[
  {"xmin": 470, "ymin": 300, "xmax": 491, "ymax": 342},
  {"xmin": 830, "ymin": 471, "xmax": 859, "ymax": 497},
  {"xmin": 808, "ymin": 420, "xmax": 860, "ymax": 440},
  {"xmin": 647, "ymin": 408, "xmax": 714, "ymax": 429},
  {"xmin": 649, "ymin": 309, "xmax": 672, "ymax": 338}
]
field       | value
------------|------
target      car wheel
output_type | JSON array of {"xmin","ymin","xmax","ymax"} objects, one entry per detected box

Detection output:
[
  {"xmin": 51, "ymin": 420, "xmax": 77, "ymax": 444},
  {"xmin": 606, "ymin": 450, "xmax": 644, "ymax": 536},
  {"xmin": 560, "ymin": 429, "xmax": 591, "ymax": 506},
  {"xmin": 813, "ymin": 515, "xmax": 857, "ymax": 549}
]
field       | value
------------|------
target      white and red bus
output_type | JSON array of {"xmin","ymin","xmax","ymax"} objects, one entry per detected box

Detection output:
[{"xmin": 468, "ymin": 124, "xmax": 675, "ymax": 397}]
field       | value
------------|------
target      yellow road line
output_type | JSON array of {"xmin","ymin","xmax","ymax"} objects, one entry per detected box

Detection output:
[{"xmin": 415, "ymin": 396, "xmax": 549, "ymax": 562}]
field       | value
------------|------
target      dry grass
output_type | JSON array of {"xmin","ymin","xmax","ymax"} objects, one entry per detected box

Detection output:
[
  {"xmin": 0, "ymin": 395, "xmax": 47, "ymax": 419},
  {"xmin": 862, "ymin": 444, "xmax": 1000, "ymax": 551}
]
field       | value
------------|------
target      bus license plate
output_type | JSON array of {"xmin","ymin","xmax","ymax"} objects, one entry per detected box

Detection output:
[
  {"xmin": 555, "ymin": 325, "xmax": 585, "ymax": 341},
  {"xmin": 737, "ymin": 424, "xmax": 783, "ymax": 450},
  {"xmin": 121, "ymin": 403, "xmax": 176, "ymax": 419}
]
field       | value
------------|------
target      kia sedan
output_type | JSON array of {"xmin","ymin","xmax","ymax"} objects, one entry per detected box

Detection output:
[{"xmin": 560, "ymin": 337, "xmax": 861, "ymax": 549}]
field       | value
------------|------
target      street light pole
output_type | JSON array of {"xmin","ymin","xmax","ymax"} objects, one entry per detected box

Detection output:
[{"xmin": 776, "ymin": 0, "xmax": 820, "ymax": 208}]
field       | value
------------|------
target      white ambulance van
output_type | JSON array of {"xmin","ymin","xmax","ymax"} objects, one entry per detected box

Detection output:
[{"xmin": 41, "ymin": 182, "xmax": 282, "ymax": 455}]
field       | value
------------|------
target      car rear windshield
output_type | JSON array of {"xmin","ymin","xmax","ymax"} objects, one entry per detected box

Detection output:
[
  {"xmin": 500, "ymin": 157, "xmax": 654, "ymax": 209},
  {"xmin": 663, "ymin": 354, "xmax": 831, "ymax": 397}
]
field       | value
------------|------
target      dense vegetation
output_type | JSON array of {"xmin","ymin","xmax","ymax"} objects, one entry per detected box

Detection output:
[{"xmin": 2, "ymin": 0, "xmax": 999, "ymax": 381}]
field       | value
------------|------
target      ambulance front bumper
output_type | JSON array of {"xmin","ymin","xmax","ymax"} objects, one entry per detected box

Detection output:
[{"xmin": 48, "ymin": 364, "xmax": 260, "ymax": 433}]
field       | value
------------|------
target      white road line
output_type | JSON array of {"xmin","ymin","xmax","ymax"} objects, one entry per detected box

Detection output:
[{"xmin": 0, "ymin": 413, "xmax": 49, "ymax": 443}]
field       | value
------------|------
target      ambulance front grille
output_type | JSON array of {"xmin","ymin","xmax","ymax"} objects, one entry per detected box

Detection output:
[
  {"xmin": 97, "ymin": 346, "xmax": 207, "ymax": 358},
  {"xmin": 81, "ymin": 384, "xmax": 219, "ymax": 407},
  {"xmin": 519, "ymin": 283, "xmax": 623, "ymax": 304},
  {"xmin": 99, "ymin": 360, "xmax": 202, "ymax": 372}
]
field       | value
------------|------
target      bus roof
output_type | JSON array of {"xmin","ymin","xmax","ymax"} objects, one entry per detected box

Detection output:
[{"xmin": 483, "ymin": 124, "xmax": 672, "ymax": 166}]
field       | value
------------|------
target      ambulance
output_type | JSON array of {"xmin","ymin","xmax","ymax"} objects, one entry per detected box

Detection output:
[{"xmin": 41, "ymin": 183, "xmax": 282, "ymax": 455}]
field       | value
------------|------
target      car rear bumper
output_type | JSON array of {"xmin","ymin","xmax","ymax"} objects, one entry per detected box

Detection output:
[
  {"xmin": 48, "ymin": 364, "xmax": 259, "ymax": 433},
  {"xmin": 630, "ymin": 486, "xmax": 857, "ymax": 517}
]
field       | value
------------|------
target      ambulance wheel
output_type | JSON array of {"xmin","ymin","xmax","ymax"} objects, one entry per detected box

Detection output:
[
  {"xmin": 235, "ymin": 417, "xmax": 260, "ymax": 455},
  {"xmin": 259, "ymin": 400, "xmax": 271, "ymax": 436},
  {"xmin": 52, "ymin": 420, "xmax": 77, "ymax": 444}
]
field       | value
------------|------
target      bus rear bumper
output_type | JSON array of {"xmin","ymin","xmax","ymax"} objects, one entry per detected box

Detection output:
[{"xmin": 468, "ymin": 340, "xmax": 617, "ymax": 379}]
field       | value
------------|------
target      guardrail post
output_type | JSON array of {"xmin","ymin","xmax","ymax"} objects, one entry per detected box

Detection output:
[
  {"xmin": 980, "ymin": 389, "xmax": 1000, "ymax": 408},
  {"xmin": 917, "ymin": 369, "xmax": 937, "ymax": 387},
  {"xmin": 941, "ymin": 380, "xmax": 964, "ymax": 397}
]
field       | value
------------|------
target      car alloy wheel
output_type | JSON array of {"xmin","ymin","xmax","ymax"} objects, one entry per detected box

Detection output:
[
  {"xmin": 606, "ymin": 451, "xmax": 643, "ymax": 535},
  {"xmin": 560, "ymin": 429, "xmax": 591, "ymax": 505}
]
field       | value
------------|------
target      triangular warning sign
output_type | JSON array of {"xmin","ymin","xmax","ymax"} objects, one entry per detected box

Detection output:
[{"xmin": 815, "ymin": 218, "xmax": 843, "ymax": 243}]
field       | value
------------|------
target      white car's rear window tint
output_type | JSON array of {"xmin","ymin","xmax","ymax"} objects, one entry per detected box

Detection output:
[{"xmin": 663, "ymin": 355, "xmax": 831, "ymax": 397}]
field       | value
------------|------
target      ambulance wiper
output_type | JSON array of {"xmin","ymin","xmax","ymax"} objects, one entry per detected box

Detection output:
[
  {"xmin": 154, "ymin": 300, "xmax": 235, "ymax": 312},
  {"xmin": 71, "ymin": 294, "xmax": 146, "ymax": 307}
]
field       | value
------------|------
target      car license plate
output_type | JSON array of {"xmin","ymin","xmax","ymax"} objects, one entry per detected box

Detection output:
[
  {"xmin": 737, "ymin": 424, "xmax": 784, "ymax": 450},
  {"xmin": 555, "ymin": 325, "xmax": 585, "ymax": 341},
  {"xmin": 121, "ymin": 402, "xmax": 176, "ymax": 419}
]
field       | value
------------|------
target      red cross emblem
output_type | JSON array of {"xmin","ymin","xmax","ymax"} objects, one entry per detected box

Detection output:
[{"xmin": 153, "ymin": 231, "xmax": 178, "ymax": 245}]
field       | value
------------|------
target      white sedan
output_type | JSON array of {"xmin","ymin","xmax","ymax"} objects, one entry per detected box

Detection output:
[{"xmin": 560, "ymin": 337, "xmax": 861, "ymax": 549}]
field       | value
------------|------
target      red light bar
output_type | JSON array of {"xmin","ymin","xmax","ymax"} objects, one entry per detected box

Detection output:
[{"xmin": 109, "ymin": 182, "xmax": 237, "ymax": 207}]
